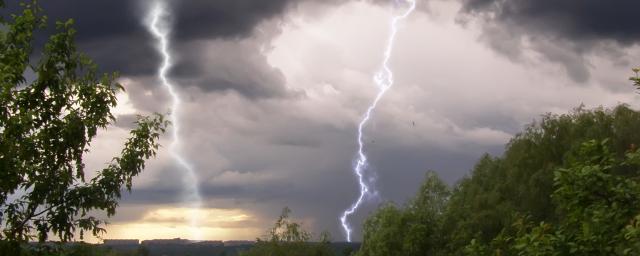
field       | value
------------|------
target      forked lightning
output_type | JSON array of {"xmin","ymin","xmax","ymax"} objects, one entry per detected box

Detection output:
[{"xmin": 340, "ymin": 0, "xmax": 416, "ymax": 242}]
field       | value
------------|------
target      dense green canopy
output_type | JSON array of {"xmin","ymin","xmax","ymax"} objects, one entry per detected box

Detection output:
[{"xmin": 358, "ymin": 104, "xmax": 640, "ymax": 255}]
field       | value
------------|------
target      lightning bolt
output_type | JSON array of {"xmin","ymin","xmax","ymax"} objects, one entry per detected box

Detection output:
[
  {"xmin": 340, "ymin": 0, "xmax": 416, "ymax": 242},
  {"xmin": 146, "ymin": 1, "xmax": 204, "ymax": 240}
]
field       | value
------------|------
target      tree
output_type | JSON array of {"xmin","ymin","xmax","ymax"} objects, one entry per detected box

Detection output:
[
  {"xmin": 241, "ymin": 207, "xmax": 335, "ymax": 256},
  {"xmin": 356, "ymin": 171, "xmax": 449, "ymax": 256},
  {"xmin": 354, "ymin": 104, "xmax": 640, "ymax": 255},
  {"xmin": 441, "ymin": 104, "xmax": 640, "ymax": 254},
  {"xmin": 467, "ymin": 140, "xmax": 640, "ymax": 255},
  {"xmin": 0, "ymin": 0, "xmax": 167, "ymax": 246}
]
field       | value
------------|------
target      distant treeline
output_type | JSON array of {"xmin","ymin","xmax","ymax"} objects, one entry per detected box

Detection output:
[{"xmin": 8, "ymin": 241, "xmax": 360, "ymax": 256}]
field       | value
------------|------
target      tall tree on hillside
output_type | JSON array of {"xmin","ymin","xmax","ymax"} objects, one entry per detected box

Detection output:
[{"xmin": 0, "ymin": 0, "xmax": 167, "ymax": 247}]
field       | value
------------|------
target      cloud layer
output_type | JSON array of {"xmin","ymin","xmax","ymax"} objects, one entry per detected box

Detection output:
[{"xmin": 4, "ymin": 0, "xmax": 640, "ymax": 242}]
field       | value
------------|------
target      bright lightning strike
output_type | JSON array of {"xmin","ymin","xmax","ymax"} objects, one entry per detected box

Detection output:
[
  {"xmin": 146, "ymin": 1, "xmax": 204, "ymax": 240},
  {"xmin": 340, "ymin": 0, "xmax": 416, "ymax": 242}
]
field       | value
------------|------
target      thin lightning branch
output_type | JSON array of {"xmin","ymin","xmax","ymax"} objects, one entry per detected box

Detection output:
[
  {"xmin": 147, "ymin": 1, "xmax": 203, "ymax": 240},
  {"xmin": 340, "ymin": 0, "xmax": 416, "ymax": 242}
]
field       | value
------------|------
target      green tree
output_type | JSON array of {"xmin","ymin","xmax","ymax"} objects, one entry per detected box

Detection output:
[
  {"xmin": 442, "ymin": 105, "xmax": 640, "ymax": 254},
  {"xmin": 470, "ymin": 140, "xmax": 640, "ymax": 255},
  {"xmin": 0, "ymin": 0, "xmax": 167, "ymax": 246},
  {"xmin": 355, "ymin": 105, "xmax": 640, "ymax": 255},
  {"xmin": 356, "ymin": 171, "xmax": 449, "ymax": 256},
  {"xmin": 241, "ymin": 207, "xmax": 334, "ymax": 256}
]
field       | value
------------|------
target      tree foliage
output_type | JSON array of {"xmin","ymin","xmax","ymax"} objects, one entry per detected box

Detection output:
[
  {"xmin": 241, "ymin": 207, "xmax": 335, "ymax": 256},
  {"xmin": 0, "ymin": 0, "xmax": 167, "ymax": 245},
  {"xmin": 358, "ymin": 102, "xmax": 640, "ymax": 255},
  {"xmin": 442, "ymin": 104, "xmax": 640, "ymax": 254},
  {"xmin": 465, "ymin": 140, "xmax": 640, "ymax": 255},
  {"xmin": 356, "ymin": 171, "xmax": 449, "ymax": 256}
]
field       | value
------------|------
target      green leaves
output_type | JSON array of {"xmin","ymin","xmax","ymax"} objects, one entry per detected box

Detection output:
[
  {"xmin": 439, "ymin": 105, "xmax": 640, "ymax": 255},
  {"xmin": 476, "ymin": 140, "xmax": 640, "ymax": 255},
  {"xmin": 357, "ymin": 172, "xmax": 449, "ymax": 256},
  {"xmin": 0, "ymin": 1, "xmax": 167, "ymax": 244}
]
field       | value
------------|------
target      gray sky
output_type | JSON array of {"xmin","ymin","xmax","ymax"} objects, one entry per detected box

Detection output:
[{"xmin": 6, "ymin": 0, "xmax": 640, "ymax": 242}]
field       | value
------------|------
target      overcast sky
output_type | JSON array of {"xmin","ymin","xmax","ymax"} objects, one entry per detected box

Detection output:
[{"xmin": 6, "ymin": 0, "xmax": 640, "ymax": 242}]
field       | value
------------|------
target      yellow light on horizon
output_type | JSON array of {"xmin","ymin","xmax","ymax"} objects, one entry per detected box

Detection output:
[{"xmin": 84, "ymin": 207, "xmax": 262, "ymax": 243}]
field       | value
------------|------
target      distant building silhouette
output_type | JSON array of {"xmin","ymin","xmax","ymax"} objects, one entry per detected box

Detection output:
[
  {"xmin": 103, "ymin": 239, "xmax": 139, "ymax": 246},
  {"xmin": 141, "ymin": 238, "xmax": 190, "ymax": 245}
]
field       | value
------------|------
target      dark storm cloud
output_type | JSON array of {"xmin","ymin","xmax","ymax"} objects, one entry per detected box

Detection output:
[
  {"xmin": 3, "ymin": 0, "xmax": 414, "ymax": 98},
  {"xmin": 459, "ymin": 0, "xmax": 640, "ymax": 83},
  {"xmin": 170, "ymin": 0, "xmax": 291, "ymax": 41},
  {"xmin": 2, "ymin": 0, "xmax": 159, "ymax": 75},
  {"xmin": 461, "ymin": 0, "xmax": 640, "ymax": 43},
  {"xmin": 2, "ymin": 0, "xmax": 306, "ymax": 98}
]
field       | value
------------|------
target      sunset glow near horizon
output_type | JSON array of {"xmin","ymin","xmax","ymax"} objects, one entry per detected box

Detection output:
[
  {"xmin": 22, "ymin": 0, "xmax": 640, "ymax": 242},
  {"xmin": 96, "ymin": 208, "xmax": 258, "ymax": 243}
]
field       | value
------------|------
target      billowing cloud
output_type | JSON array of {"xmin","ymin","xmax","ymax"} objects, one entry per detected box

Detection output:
[{"xmin": 458, "ymin": 0, "xmax": 640, "ymax": 83}]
